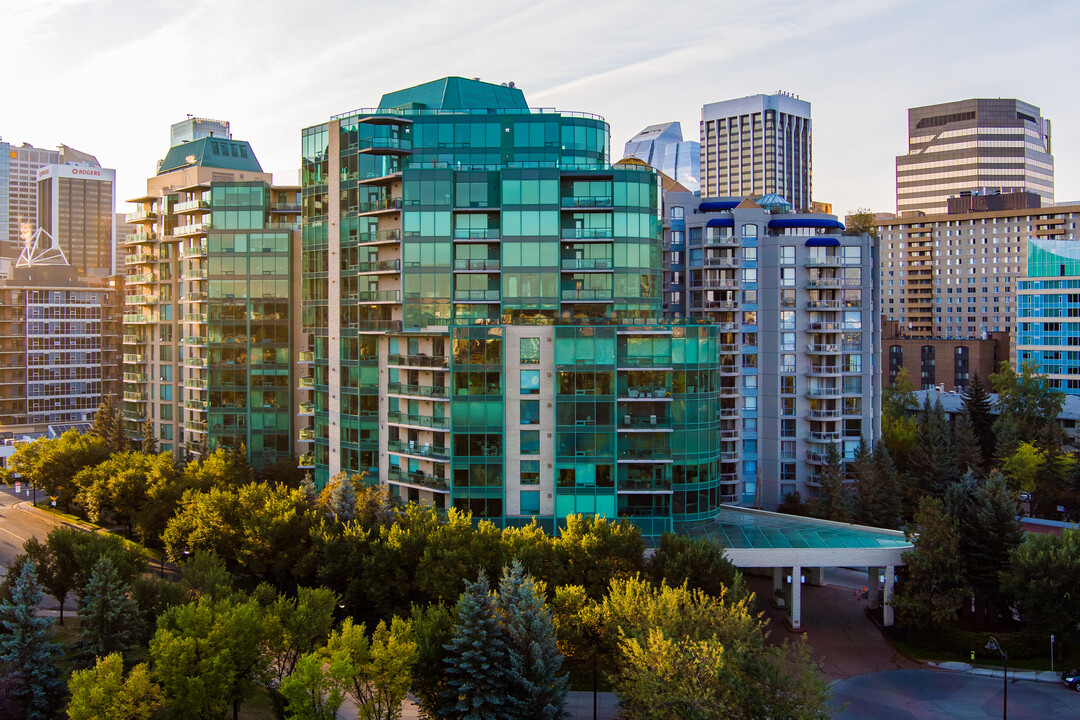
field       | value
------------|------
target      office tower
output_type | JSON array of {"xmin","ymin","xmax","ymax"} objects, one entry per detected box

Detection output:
[
  {"xmin": 123, "ymin": 130, "xmax": 303, "ymax": 468},
  {"xmin": 2, "ymin": 143, "xmax": 100, "ymax": 257},
  {"xmin": 36, "ymin": 163, "xmax": 116, "ymax": 278},
  {"xmin": 0, "ymin": 142, "xmax": 8, "ymax": 256},
  {"xmin": 875, "ymin": 195, "xmax": 1079, "ymax": 341},
  {"xmin": 700, "ymin": 93, "xmax": 811, "ymax": 210},
  {"xmin": 170, "ymin": 117, "xmax": 231, "ymax": 146},
  {"xmin": 896, "ymin": 99, "xmax": 1053, "ymax": 216},
  {"xmin": 622, "ymin": 122, "xmax": 700, "ymax": 193},
  {"xmin": 300, "ymin": 77, "xmax": 729, "ymax": 536},
  {"xmin": 0, "ymin": 238, "xmax": 121, "ymax": 429},
  {"xmin": 663, "ymin": 192, "xmax": 878, "ymax": 508},
  {"xmin": 1017, "ymin": 239, "xmax": 1080, "ymax": 394}
]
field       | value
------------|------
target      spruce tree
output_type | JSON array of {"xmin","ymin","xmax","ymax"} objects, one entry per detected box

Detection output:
[
  {"xmin": 909, "ymin": 396, "xmax": 958, "ymax": 503},
  {"xmin": 814, "ymin": 443, "xmax": 851, "ymax": 522},
  {"xmin": 0, "ymin": 561, "xmax": 63, "ymax": 720},
  {"xmin": 498, "ymin": 561, "xmax": 568, "ymax": 720},
  {"xmin": 850, "ymin": 437, "xmax": 876, "ymax": 526},
  {"xmin": 90, "ymin": 395, "xmax": 117, "ymax": 443},
  {"xmin": 141, "ymin": 418, "xmax": 158, "ymax": 454},
  {"xmin": 318, "ymin": 472, "xmax": 358, "ymax": 522},
  {"xmin": 953, "ymin": 405, "xmax": 983, "ymax": 477},
  {"xmin": 963, "ymin": 372, "xmax": 996, "ymax": 463},
  {"xmin": 77, "ymin": 556, "xmax": 142, "ymax": 660},
  {"xmin": 442, "ymin": 573, "xmax": 511, "ymax": 719},
  {"xmin": 872, "ymin": 442, "xmax": 903, "ymax": 529}
]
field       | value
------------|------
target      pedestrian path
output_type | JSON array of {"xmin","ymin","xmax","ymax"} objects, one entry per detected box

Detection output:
[
  {"xmin": 337, "ymin": 691, "xmax": 621, "ymax": 719},
  {"xmin": 928, "ymin": 660, "xmax": 1064, "ymax": 684}
]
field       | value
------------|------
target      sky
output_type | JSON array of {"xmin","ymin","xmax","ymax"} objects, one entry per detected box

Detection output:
[{"xmin": 3, "ymin": 0, "xmax": 1077, "ymax": 216}]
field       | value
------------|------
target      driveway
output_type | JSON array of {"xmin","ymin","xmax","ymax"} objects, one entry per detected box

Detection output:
[{"xmin": 830, "ymin": 669, "xmax": 1080, "ymax": 719}]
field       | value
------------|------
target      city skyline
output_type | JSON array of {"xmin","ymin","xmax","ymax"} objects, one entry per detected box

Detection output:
[{"xmin": 3, "ymin": 0, "xmax": 1077, "ymax": 215}]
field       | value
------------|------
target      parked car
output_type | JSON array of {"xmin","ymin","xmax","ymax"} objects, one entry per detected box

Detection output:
[{"xmin": 1061, "ymin": 668, "xmax": 1080, "ymax": 690}]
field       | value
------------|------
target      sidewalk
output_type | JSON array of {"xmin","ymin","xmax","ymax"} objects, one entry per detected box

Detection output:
[
  {"xmin": 338, "ymin": 691, "xmax": 621, "ymax": 720},
  {"xmin": 928, "ymin": 660, "xmax": 1065, "ymax": 684}
]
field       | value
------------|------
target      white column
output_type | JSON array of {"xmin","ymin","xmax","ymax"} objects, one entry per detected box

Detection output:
[
  {"xmin": 773, "ymin": 566, "xmax": 785, "ymax": 608},
  {"xmin": 808, "ymin": 567, "xmax": 824, "ymax": 586},
  {"xmin": 867, "ymin": 566, "xmax": 880, "ymax": 610},
  {"xmin": 883, "ymin": 566, "xmax": 895, "ymax": 626},
  {"xmin": 789, "ymin": 565, "xmax": 802, "ymax": 630}
]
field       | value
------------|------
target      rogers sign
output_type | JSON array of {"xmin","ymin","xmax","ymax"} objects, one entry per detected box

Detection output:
[{"xmin": 69, "ymin": 167, "xmax": 101, "ymax": 178}]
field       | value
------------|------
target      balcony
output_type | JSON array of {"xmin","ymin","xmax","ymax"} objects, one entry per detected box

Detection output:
[
  {"xmin": 298, "ymin": 427, "xmax": 315, "ymax": 442},
  {"xmin": 124, "ymin": 253, "xmax": 157, "ymax": 265},
  {"xmin": 123, "ymin": 314, "xmax": 152, "ymax": 324},
  {"xmin": 356, "ymin": 137, "xmax": 412, "ymax": 153},
  {"xmin": 386, "ymin": 353, "xmax": 448, "ymax": 368},
  {"xmin": 808, "ymin": 409, "xmax": 843, "ymax": 420},
  {"xmin": 387, "ymin": 411, "xmax": 449, "ymax": 430},
  {"xmin": 622, "ymin": 387, "xmax": 671, "ymax": 400},
  {"xmin": 808, "ymin": 322, "xmax": 843, "ymax": 332},
  {"xmin": 807, "ymin": 343, "xmax": 842, "ymax": 353},
  {"xmin": 561, "ymin": 258, "xmax": 612, "ymax": 271},
  {"xmin": 123, "ymin": 353, "xmax": 147, "ymax": 364},
  {"xmin": 453, "ymin": 260, "xmax": 500, "ymax": 272},
  {"xmin": 183, "ymin": 292, "xmax": 208, "ymax": 302},
  {"xmin": 183, "ymin": 336, "xmax": 208, "ymax": 346},
  {"xmin": 808, "ymin": 364, "xmax": 843, "ymax": 375},
  {"xmin": 174, "ymin": 198, "xmax": 209, "ymax": 214},
  {"xmin": 807, "ymin": 431, "xmax": 843, "ymax": 442},
  {"xmin": 123, "ymin": 372, "xmax": 148, "ymax": 383},
  {"xmin": 123, "ymin": 391, "xmax": 146, "ymax": 402},
  {"xmin": 699, "ymin": 278, "xmax": 738, "ymax": 290},
  {"xmin": 387, "ymin": 439, "xmax": 450, "ymax": 461},
  {"xmin": 186, "ymin": 357, "xmax": 208, "ymax": 368},
  {"xmin": 806, "ymin": 387, "xmax": 843, "ymax": 398},
  {"xmin": 357, "ymin": 259, "xmax": 402, "ymax": 273},
  {"xmin": 124, "ymin": 295, "xmax": 156, "ymax": 306},
  {"xmin": 184, "ymin": 378, "xmax": 208, "ymax": 389},
  {"xmin": 122, "ymin": 334, "xmax": 144, "ymax": 345},
  {"xmin": 805, "ymin": 256, "xmax": 843, "ymax": 266},
  {"xmin": 386, "ymin": 467, "xmax": 449, "ymax": 492},
  {"xmin": 126, "ymin": 273, "xmax": 155, "ymax": 285},
  {"xmin": 561, "ymin": 228, "xmax": 613, "ymax": 240},
  {"xmin": 356, "ymin": 197, "xmax": 403, "ymax": 215},
  {"xmin": 186, "ymin": 269, "xmax": 209, "ymax": 279},
  {"xmin": 183, "ymin": 313, "xmax": 208, "ymax": 323},
  {"xmin": 387, "ymin": 383, "xmax": 449, "ymax": 399},
  {"xmin": 561, "ymin": 289, "xmax": 612, "ymax": 301},
  {"xmin": 298, "ymin": 377, "xmax": 315, "ymax": 389},
  {"xmin": 123, "ymin": 232, "xmax": 156, "ymax": 244},
  {"xmin": 619, "ymin": 414, "xmax": 671, "ymax": 429},
  {"xmin": 806, "ymin": 300, "xmax": 843, "ymax": 309},
  {"xmin": 298, "ymin": 402, "xmax": 314, "ymax": 415},
  {"xmin": 298, "ymin": 453, "xmax": 315, "ymax": 468},
  {"xmin": 704, "ymin": 300, "xmax": 738, "ymax": 310},
  {"xmin": 180, "ymin": 243, "xmax": 208, "ymax": 258},
  {"xmin": 454, "ymin": 289, "xmax": 500, "ymax": 302},
  {"xmin": 297, "ymin": 351, "xmax": 315, "ymax": 364},
  {"xmin": 184, "ymin": 399, "xmax": 209, "ymax": 411},
  {"xmin": 357, "ymin": 228, "xmax": 402, "ymax": 244},
  {"xmin": 453, "ymin": 229, "xmax": 500, "ymax": 241},
  {"xmin": 561, "ymin": 196, "xmax": 613, "ymax": 209},
  {"xmin": 703, "ymin": 257, "xmax": 738, "ymax": 268},
  {"xmin": 355, "ymin": 290, "xmax": 401, "ymax": 303},
  {"xmin": 173, "ymin": 223, "xmax": 211, "ymax": 237},
  {"xmin": 125, "ymin": 209, "xmax": 157, "ymax": 224}
]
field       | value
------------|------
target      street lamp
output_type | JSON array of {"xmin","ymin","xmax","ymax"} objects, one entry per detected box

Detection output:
[{"xmin": 986, "ymin": 636, "xmax": 1008, "ymax": 720}]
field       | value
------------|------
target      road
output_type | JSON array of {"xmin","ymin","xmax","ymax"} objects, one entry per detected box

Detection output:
[
  {"xmin": 830, "ymin": 669, "xmax": 1080, "ymax": 719},
  {"xmin": 0, "ymin": 483, "xmax": 83, "ymax": 610}
]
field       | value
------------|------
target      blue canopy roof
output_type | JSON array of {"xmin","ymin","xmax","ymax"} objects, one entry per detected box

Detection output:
[
  {"xmin": 805, "ymin": 237, "xmax": 840, "ymax": 247},
  {"xmin": 768, "ymin": 218, "xmax": 845, "ymax": 230},
  {"xmin": 706, "ymin": 218, "xmax": 734, "ymax": 227},
  {"xmin": 698, "ymin": 200, "xmax": 740, "ymax": 212}
]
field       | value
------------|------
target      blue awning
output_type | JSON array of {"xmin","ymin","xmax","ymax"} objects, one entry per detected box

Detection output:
[
  {"xmin": 699, "ymin": 200, "xmax": 740, "ymax": 212},
  {"xmin": 768, "ymin": 218, "xmax": 845, "ymax": 230},
  {"xmin": 805, "ymin": 237, "xmax": 840, "ymax": 247},
  {"xmin": 706, "ymin": 218, "xmax": 734, "ymax": 227}
]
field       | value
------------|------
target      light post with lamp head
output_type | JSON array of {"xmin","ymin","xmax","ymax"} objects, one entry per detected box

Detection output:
[{"xmin": 986, "ymin": 636, "xmax": 1007, "ymax": 720}]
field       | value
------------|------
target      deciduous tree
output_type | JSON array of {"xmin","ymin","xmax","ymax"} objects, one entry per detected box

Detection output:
[{"xmin": 66, "ymin": 654, "xmax": 163, "ymax": 720}]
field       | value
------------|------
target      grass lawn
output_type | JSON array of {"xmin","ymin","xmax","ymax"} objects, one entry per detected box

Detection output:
[{"xmin": 238, "ymin": 687, "xmax": 280, "ymax": 720}]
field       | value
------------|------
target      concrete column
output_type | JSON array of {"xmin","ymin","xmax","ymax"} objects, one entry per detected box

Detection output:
[
  {"xmin": 867, "ymin": 566, "xmax": 880, "ymax": 610},
  {"xmin": 807, "ymin": 567, "xmax": 824, "ymax": 586},
  {"xmin": 773, "ymin": 567, "xmax": 785, "ymax": 608},
  {"xmin": 883, "ymin": 566, "xmax": 895, "ymax": 626},
  {"xmin": 789, "ymin": 565, "xmax": 802, "ymax": 630}
]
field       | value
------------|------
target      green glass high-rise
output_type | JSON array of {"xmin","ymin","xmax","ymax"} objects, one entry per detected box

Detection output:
[{"xmin": 301, "ymin": 77, "xmax": 724, "ymax": 535}]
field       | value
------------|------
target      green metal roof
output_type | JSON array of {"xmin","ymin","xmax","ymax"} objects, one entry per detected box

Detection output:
[
  {"xmin": 158, "ymin": 137, "xmax": 263, "ymax": 175},
  {"xmin": 678, "ymin": 507, "xmax": 912, "ymax": 551},
  {"xmin": 378, "ymin": 77, "xmax": 528, "ymax": 111}
]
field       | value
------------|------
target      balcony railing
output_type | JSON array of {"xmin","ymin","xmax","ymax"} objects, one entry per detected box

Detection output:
[
  {"xmin": 298, "ymin": 453, "xmax": 315, "ymax": 468},
  {"xmin": 356, "ymin": 197, "xmax": 403, "ymax": 214},
  {"xmin": 387, "ymin": 411, "xmax": 449, "ymax": 430},
  {"xmin": 352, "ymin": 290, "xmax": 401, "ymax": 303},
  {"xmin": 561, "ymin": 228, "xmax": 613, "ymax": 240},
  {"xmin": 386, "ymin": 353, "xmax": 448, "ymax": 368},
  {"xmin": 388, "ymin": 439, "xmax": 451, "ymax": 461},
  {"xmin": 561, "ymin": 196, "xmax": 613, "ymax": 208},
  {"xmin": 386, "ymin": 467, "xmax": 449, "ymax": 491},
  {"xmin": 561, "ymin": 258, "xmax": 612, "ymax": 270},
  {"xmin": 452, "ymin": 229, "xmax": 500, "ymax": 240},
  {"xmin": 124, "ymin": 253, "xmax": 157, "ymax": 265},
  {"xmin": 298, "ymin": 402, "xmax": 314, "ymax": 414},
  {"xmin": 357, "ymin": 259, "xmax": 402, "ymax": 273},
  {"xmin": 298, "ymin": 428, "xmax": 315, "ymax": 442},
  {"xmin": 125, "ymin": 209, "xmax": 157, "ymax": 223},
  {"xmin": 561, "ymin": 289, "xmax": 612, "ymax": 301},
  {"xmin": 453, "ymin": 259, "xmax": 500, "ymax": 271},
  {"xmin": 174, "ymin": 199, "xmax": 209, "ymax": 213},
  {"xmin": 454, "ymin": 289, "xmax": 500, "ymax": 302},
  {"xmin": 387, "ymin": 383, "xmax": 449, "ymax": 399},
  {"xmin": 298, "ymin": 351, "xmax": 315, "ymax": 363},
  {"xmin": 298, "ymin": 377, "xmax": 315, "ymax": 389},
  {"xmin": 174, "ymin": 223, "xmax": 211, "ymax": 237}
]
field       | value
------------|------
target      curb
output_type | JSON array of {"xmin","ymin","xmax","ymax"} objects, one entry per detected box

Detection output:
[{"xmin": 929, "ymin": 661, "xmax": 1063, "ymax": 685}]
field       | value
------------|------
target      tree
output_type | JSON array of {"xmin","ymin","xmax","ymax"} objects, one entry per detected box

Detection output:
[
  {"xmin": 327, "ymin": 617, "xmax": 417, "ymax": 720},
  {"xmin": 843, "ymin": 208, "xmax": 878, "ymax": 238},
  {"xmin": 258, "ymin": 585, "xmax": 338, "ymax": 718},
  {"xmin": 962, "ymin": 372, "xmax": 996, "ymax": 464},
  {"xmin": 66, "ymin": 654, "xmax": 163, "ymax": 720},
  {"xmin": 1001, "ymin": 529, "xmax": 1080, "ymax": 639},
  {"xmin": 990, "ymin": 359, "xmax": 1065, "ymax": 445},
  {"xmin": 74, "ymin": 451, "xmax": 181, "ymax": 541},
  {"xmin": 947, "ymin": 472, "xmax": 1023, "ymax": 611},
  {"xmin": 0, "ymin": 562, "xmax": 63, "ymax": 720},
  {"xmin": 890, "ymin": 497, "xmax": 969, "ymax": 629},
  {"xmin": 77, "ymin": 556, "xmax": 142, "ymax": 661},
  {"xmin": 317, "ymin": 471, "xmax": 359, "ymax": 522},
  {"xmin": 150, "ymin": 596, "xmax": 271, "ymax": 720},
  {"xmin": 497, "ymin": 561, "xmax": 568, "ymax": 720},
  {"xmin": 553, "ymin": 515, "xmax": 645, "ymax": 598},
  {"xmin": 776, "ymin": 491, "xmax": 809, "ymax": 516},
  {"xmin": 881, "ymin": 368, "xmax": 919, "ymax": 472},
  {"xmin": 952, "ymin": 406, "xmax": 983, "ymax": 477},
  {"xmin": 441, "ymin": 573, "xmax": 511, "ymax": 719},
  {"xmin": 870, "ymin": 442, "xmax": 903, "ymax": 530},
  {"xmin": 277, "ymin": 650, "xmax": 347, "ymax": 720},
  {"xmin": 813, "ymin": 443, "xmax": 851, "ymax": 523},
  {"xmin": 601, "ymin": 577, "xmax": 828, "ymax": 720},
  {"xmin": 908, "ymin": 395, "xmax": 958, "ymax": 504},
  {"xmin": 645, "ymin": 533, "xmax": 745, "ymax": 602},
  {"xmin": 1032, "ymin": 445, "xmax": 1076, "ymax": 519},
  {"xmin": 90, "ymin": 394, "xmax": 128, "ymax": 454},
  {"xmin": 1000, "ymin": 442, "xmax": 1045, "ymax": 495},
  {"xmin": 408, "ymin": 603, "xmax": 455, "ymax": 720},
  {"xmin": 180, "ymin": 446, "xmax": 255, "ymax": 493},
  {"xmin": 140, "ymin": 419, "xmax": 158, "ymax": 455},
  {"xmin": 3, "ymin": 430, "xmax": 110, "ymax": 510}
]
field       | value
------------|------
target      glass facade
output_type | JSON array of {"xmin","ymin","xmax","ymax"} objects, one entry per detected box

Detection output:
[{"xmin": 1016, "ymin": 239, "xmax": 1080, "ymax": 394}]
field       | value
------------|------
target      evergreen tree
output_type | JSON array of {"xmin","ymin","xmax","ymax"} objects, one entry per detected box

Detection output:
[
  {"xmin": 441, "ymin": 573, "xmax": 511, "ymax": 719},
  {"xmin": 318, "ymin": 471, "xmax": 359, "ymax": 522},
  {"xmin": 0, "ymin": 561, "xmax": 63, "ymax": 720},
  {"xmin": 908, "ymin": 396, "xmax": 958, "ymax": 506},
  {"xmin": 77, "ymin": 555, "xmax": 142, "ymax": 660},
  {"xmin": 776, "ymin": 491, "xmax": 808, "ymax": 516},
  {"xmin": 890, "ymin": 497, "xmax": 969, "ymax": 629},
  {"xmin": 993, "ymin": 413, "xmax": 1021, "ymax": 469},
  {"xmin": 498, "ymin": 561, "xmax": 568, "ymax": 720},
  {"xmin": 872, "ymin": 442, "xmax": 903, "ymax": 529},
  {"xmin": 850, "ymin": 438, "xmax": 876, "ymax": 525},
  {"xmin": 953, "ymin": 405, "xmax": 983, "ymax": 477},
  {"xmin": 90, "ymin": 395, "xmax": 117, "ymax": 444},
  {"xmin": 141, "ymin": 418, "xmax": 158, "ymax": 454},
  {"xmin": 963, "ymin": 372, "xmax": 996, "ymax": 463},
  {"xmin": 813, "ymin": 443, "xmax": 851, "ymax": 523}
]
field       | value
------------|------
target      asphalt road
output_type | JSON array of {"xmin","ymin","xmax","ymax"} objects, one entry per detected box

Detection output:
[
  {"xmin": 0, "ymin": 484, "xmax": 81, "ymax": 611},
  {"xmin": 830, "ymin": 669, "xmax": 1080, "ymax": 719}
]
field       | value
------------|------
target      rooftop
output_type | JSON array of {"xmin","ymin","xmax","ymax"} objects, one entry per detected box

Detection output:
[
  {"xmin": 378, "ymin": 76, "xmax": 528, "ymax": 112},
  {"xmin": 158, "ymin": 137, "xmax": 263, "ymax": 175}
]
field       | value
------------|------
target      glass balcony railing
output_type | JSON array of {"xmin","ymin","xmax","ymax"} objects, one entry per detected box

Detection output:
[
  {"xmin": 173, "ymin": 223, "xmax": 211, "ymax": 237},
  {"xmin": 561, "ymin": 228, "xmax": 613, "ymax": 240},
  {"xmin": 298, "ymin": 453, "xmax": 315, "ymax": 468},
  {"xmin": 561, "ymin": 289, "xmax": 612, "ymax": 301},
  {"xmin": 386, "ymin": 467, "xmax": 449, "ymax": 491},
  {"xmin": 452, "ymin": 229, "xmax": 500, "ymax": 240},
  {"xmin": 298, "ymin": 402, "xmax": 314, "ymax": 414},
  {"xmin": 125, "ymin": 209, "xmax": 157, "ymax": 223},
  {"xmin": 357, "ymin": 259, "xmax": 402, "ymax": 273},
  {"xmin": 298, "ymin": 377, "xmax": 315, "ymax": 389},
  {"xmin": 453, "ymin": 259, "xmax": 500, "ymax": 271},
  {"xmin": 387, "ymin": 383, "xmax": 449, "ymax": 399},
  {"xmin": 387, "ymin": 411, "xmax": 449, "ymax": 430},
  {"xmin": 560, "ymin": 258, "xmax": 612, "ymax": 270},
  {"xmin": 174, "ymin": 199, "xmax": 210, "ymax": 213},
  {"xmin": 387, "ymin": 439, "xmax": 450, "ymax": 461},
  {"xmin": 354, "ymin": 289, "xmax": 401, "ymax": 302},
  {"xmin": 124, "ymin": 253, "xmax": 157, "ymax": 265},
  {"xmin": 561, "ymin": 196, "xmax": 613, "ymax": 208},
  {"xmin": 298, "ymin": 351, "xmax": 315, "ymax": 363},
  {"xmin": 298, "ymin": 428, "xmax": 315, "ymax": 441},
  {"xmin": 386, "ymin": 354, "xmax": 448, "ymax": 368},
  {"xmin": 356, "ymin": 197, "xmax": 403, "ymax": 214},
  {"xmin": 454, "ymin": 289, "xmax": 500, "ymax": 302}
]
